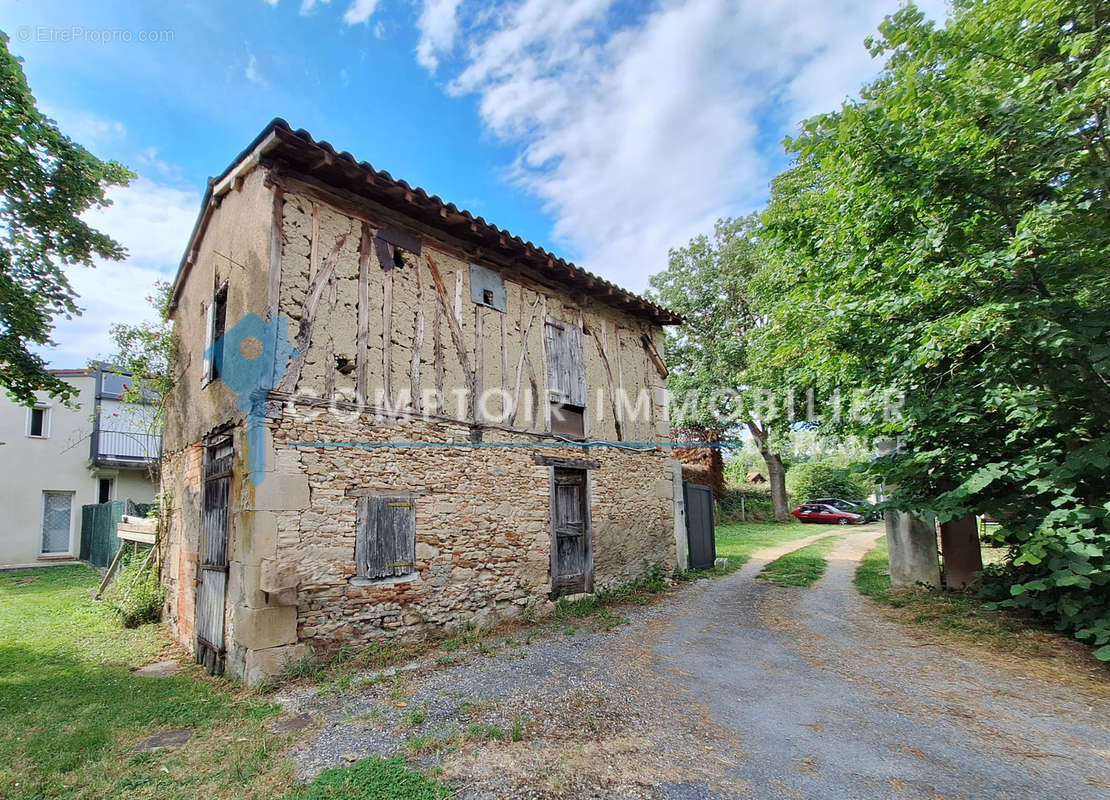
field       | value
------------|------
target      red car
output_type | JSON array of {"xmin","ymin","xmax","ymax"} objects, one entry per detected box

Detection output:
[{"xmin": 791, "ymin": 503, "xmax": 867, "ymax": 525}]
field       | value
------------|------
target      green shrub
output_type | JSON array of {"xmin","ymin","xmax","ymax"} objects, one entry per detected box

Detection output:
[
  {"xmin": 790, "ymin": 459, "xmax": 872, "ymax": 502},
  {"xmin": 977, "ymin": 533, "xmax": 1110, "ymax": 661},
  {"xmin": 716, "ymin": 486, "xmax": 776, "ymax": 522},
  {"xmin": 104, "ymin": 551, "xmax": 164, "ymax": 628}
]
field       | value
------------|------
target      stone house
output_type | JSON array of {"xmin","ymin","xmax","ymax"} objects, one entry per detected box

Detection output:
[{"xmin": 160, "ymin": 119, "xmax": 685, "ymax": 683}]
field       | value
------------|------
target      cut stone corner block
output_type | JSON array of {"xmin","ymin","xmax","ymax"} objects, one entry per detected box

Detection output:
[
  {"xmin": 243, "ymin": 643, "xmax": 308, "ymax": 687},
  {"xmin": 232, "ymin": 603, "xmax": 298, "ymax": 650},
  {"xmin": 252, "ymin": 472, "xmax": 310, "ymax": 511}
]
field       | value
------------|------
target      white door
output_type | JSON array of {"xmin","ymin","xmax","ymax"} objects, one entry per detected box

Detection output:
[{"xmin": 41, "ymin": 492, "xmax": 73, "ymax": 554}]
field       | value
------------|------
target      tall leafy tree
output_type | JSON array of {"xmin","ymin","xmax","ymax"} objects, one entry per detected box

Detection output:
[
  {"xmin": 0, "ymin": 32, "xmax": 133, "ymax": 405},
  {"xmin": 650, "ymin": 215, "xmax": 792, "ymax": 520},
  {"xmin": 757, "ymin": 0, "xmax": 1110, "ymax": 654},
  {"xmin": 101, "ymin": 280, "xmax": 176, "ymax": 426}
]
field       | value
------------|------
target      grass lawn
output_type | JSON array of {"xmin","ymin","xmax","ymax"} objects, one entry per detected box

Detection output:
[
  {"xmin": 757, "ymin": 535, "xmax": 845, "ymax": 587},
  {"xmin": 854, "ymin": 536, "xmax": 1110, "ymax": 688},
  {"xmin": 708, "ymin": 519, "xmax": 844, "ymax": 575},
  {"xmin": 0, "ymin": 565, "xmax": 445, "ymax": 800}
]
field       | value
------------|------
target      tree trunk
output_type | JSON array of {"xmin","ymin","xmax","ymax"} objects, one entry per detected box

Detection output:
[
  {"xmin": 763, "ymin": 451, "xmax": 791, "ymax": 520},
  {"xmin": 747, "ymin": 422, "xmax": 791, "ymax": 521}
]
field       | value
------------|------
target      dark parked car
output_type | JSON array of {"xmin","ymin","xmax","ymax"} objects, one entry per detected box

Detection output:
[
  {"xmin": 808, "ymin": 497, "xmax": 882, "ymax": 522},
  {"xmin": 791, "ymin": 503, "xmax": 867, "ymax": 525}
]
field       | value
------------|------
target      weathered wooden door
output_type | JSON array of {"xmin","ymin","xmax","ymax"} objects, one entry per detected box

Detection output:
[
  {"xmin": 196, "ymin": 439, "xmax": 232, "ymax": 675},
  {"xmin": 684, "ymin": 482, "xmax": 716, "ymax": 571},
  {"xmin": 550, "ymin": 467, "xmax": 593, "ymax": 596}
]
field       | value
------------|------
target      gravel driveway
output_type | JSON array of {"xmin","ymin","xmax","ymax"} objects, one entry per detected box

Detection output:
[{"xmin": 275, "ymin": 528, "xmax": 1110, "ymax": 799}]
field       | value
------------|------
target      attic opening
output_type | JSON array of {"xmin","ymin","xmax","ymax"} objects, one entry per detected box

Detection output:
[
  {"xmin": 335, "ymin": 355, "xmax": 355, "ymax": 375},
  {"xmin": 393, "ymin": 248, "xmax": 405, "ymax": 270}
]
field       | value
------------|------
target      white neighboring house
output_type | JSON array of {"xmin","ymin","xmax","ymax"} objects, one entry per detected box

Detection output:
[{"xmin": 0, "ymin": 366, "xmax": 160, "ymax": 568}]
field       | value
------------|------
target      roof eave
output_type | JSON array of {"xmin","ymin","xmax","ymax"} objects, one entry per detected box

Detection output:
[{"xmin": 169, "ymin": 119, "xmax": 684, "ymax": 326}]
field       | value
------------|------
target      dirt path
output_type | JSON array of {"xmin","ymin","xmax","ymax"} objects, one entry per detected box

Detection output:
[{"xmin": 277, "ymin": 527, "xmax": 1110, "ymax": 799}]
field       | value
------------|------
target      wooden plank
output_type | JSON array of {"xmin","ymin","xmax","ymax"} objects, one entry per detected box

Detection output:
[
  {"xmin": 374, "ymin": 236, "xmax": 394, "ymax": 272},
  {"xmin": 94, "ymin": 543, "xmax": 127, "ymax": 599},
  {"xmin": 532, "ymin": 453, "xmax": 600, "ymax": 469},
  {"xmin": 474, "ymin": 304, "xmax": 484, "ymax": 421},
  {"xmin": 499, "ymin": 309, "xmax": 508, "ymax": 404},
  {"xmin": 120, "ymin": 515, "xmax": 156, "ymax": 529},
  {"xmin": 590, "ymin": 319, "xmax": 623, "ymax": 441},
  {"xmin": 410, "ymin": 256, "xmax": 426, "ymax": 414},
  {"xmin": 277, "ymin": 232, "xmax": 349, "ymax": 394},
  {"xmin": 376, "ymin": 226, "xmax": 422, "ymax": 254},
  {"xmin": 383, "ymin": 263, "xmax": 393, "ymax": 402},
  {"xmin": 267, "ymin": 185, "xmax": 284, "ymax": 320},
  {"xmin": 538, "ymin": 296, "xmax": 550, "ymax": 430},
  {"xmin": 615, "ymin": 324, "xmax": 626, "ymax": 438},
  {"xmin": 510, "ymin": 285, "xmax": 526, "ymax": 425},
  {"xmin": 117, "ymin": 529, "xmax": 157, "ymax": 545},
  {"xmin": 356, "ymin": 222, "xmax": 372, "ymax": 402},
  {"xmin": 641, "ymin": 332, "xmax": 668, "ymax": 378},
  {"xmin": 433, "ymin": 298, "xmax": 444, "ymax": 415},
  {"xmin": 426, "ymin": 254, "xmax": 475, "ymax": 420},
  {"xmin": 324, "ymin": 339, "xmax": 336, "ymax": 399},
  {"xmin": 308, "ymin": 202, "xmax": 320, "ymax": 283},
  {"xmin": 345, "ymin": 487, "xmax": 429, "ymax": 498},
  {"xmin": 453, "ymin": 269, "xmax": 464, "ymax": 329}
]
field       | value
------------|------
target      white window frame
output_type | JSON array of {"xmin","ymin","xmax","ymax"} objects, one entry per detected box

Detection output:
[
  {"xmin": 202, "ymin": 296, "xmax": 215, "ymax": 387},
  {"xmin": 27, "ymin": 403, "xmax": 52, "ymax": 438},
  {"xmin": 40, "ymin": 490, "xmax": 75, "ymax": 556}
]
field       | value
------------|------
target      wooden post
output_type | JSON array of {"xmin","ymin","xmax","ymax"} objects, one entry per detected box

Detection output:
[{"xmin": 939, "ymin": 514, "xmax": 983, "ymax": 590}]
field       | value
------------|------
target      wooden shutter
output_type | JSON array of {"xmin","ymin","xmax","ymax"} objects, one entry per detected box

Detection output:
[
  {"xmin": 355, "ymin": 496, "xmax": 416, "ymax": 580},
  {"xmin": 544, "ymin": 317, "xmax": 587, "ymax": 407}
]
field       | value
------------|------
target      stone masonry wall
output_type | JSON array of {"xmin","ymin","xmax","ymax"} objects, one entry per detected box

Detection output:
[{"xmin": 267, "ymin": 411, "xmax": 676, "ymax": 653}]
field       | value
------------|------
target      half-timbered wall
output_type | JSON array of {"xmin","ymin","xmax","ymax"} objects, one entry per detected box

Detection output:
[{"xmin": 272, "ymin": 177, "xmax": 669, "ymax": 443}]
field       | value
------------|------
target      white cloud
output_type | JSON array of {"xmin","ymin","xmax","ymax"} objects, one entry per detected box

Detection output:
[
  {"xmin": 415, "ymin": 0, "xmax": 463, "ymax": 71},
  {"xmin": 40, "ymin": 105, "xmax": 126, "ymax": 151},
  {"xmin": 136, "ymin": 147, "xmax": 185, "ymax": 182},
  {"xmin": 245, "ymin": 53, "xmax": 265, "ymax": 84},
  {"xmin": 300, "ymin": 0, "xmax": 331, "ymax": 14},
  {"xmin": 415, "ymin": 0, "xmax": 949, "ymax": 292},
  {"xmin": 343, "ymin": 0, "xmax": 379, "ymax": 24},
  {"xmin": 263, "ymin": 0, "xmax": 278, "ymax": 6},
  {"xmin": 43, "ymin": 178, "xmax": 201, "ymax": 368}
]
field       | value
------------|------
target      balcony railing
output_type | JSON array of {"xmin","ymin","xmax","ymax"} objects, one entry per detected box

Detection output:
[{"xmin": 92, "ymin": 429, "xmax": 162, "ymax": 466}]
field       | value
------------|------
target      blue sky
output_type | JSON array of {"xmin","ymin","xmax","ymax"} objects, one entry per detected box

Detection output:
[{"xmin": 2, "ymin": 0, "xmax": 946, "ymax": 367}]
